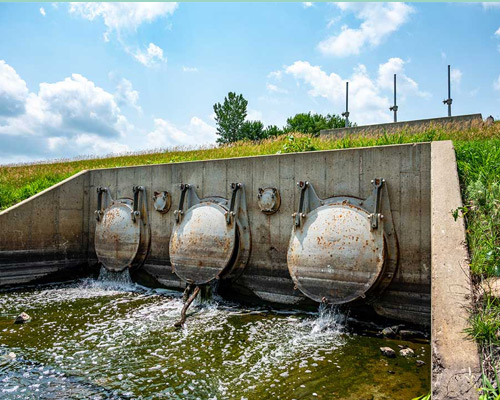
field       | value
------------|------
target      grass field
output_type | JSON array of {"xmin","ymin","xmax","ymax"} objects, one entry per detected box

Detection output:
[{"xmin": 2, "ymin": 121, "xmax": 500, "ymax": 396}]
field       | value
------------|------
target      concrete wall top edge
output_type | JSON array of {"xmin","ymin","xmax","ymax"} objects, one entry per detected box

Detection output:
[
  {"xmin": 321, "ymin": 114, "xmax": 482, "ymax": 136},
  {"xmin": 87, "ymin": 141, "xmax": 433, "ymax": 174}
]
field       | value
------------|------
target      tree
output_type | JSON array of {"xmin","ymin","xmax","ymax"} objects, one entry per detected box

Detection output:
[
  {"xmin": 263, "ymin": 125, "xmax": 282, "ymax": 138},
  {"xmin": 284, "ymin": 112, "xmax": 349, "ymax": 136},
  {"xmin": 239, "ymin": 120, "xmax": 265, "ymax": 141},
  {"xmin": 213, "ymin": 92, "xmax": 248, "ymax": 144}
]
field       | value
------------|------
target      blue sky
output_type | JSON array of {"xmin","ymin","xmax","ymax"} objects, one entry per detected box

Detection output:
[{"xmin": 1, "ymin": 2, "xmax": 500, "ymax": 164}]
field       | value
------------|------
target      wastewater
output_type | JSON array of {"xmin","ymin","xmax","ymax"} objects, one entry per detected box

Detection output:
[{"xmin": 0, "ymin": 270, "xmax": 430, "ymax": 400}]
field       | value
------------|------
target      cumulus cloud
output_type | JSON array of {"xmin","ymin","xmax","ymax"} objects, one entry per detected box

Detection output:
[
  {"xmin": 0, "ymin": 60, "xmax": 29, "ymax": 117},
  {"xmin": 284, "ymin": 58, "xmax": 426, "ymax": 124},
  {"xmin": 0, "ymin": 61, "xmax": 132, "ymax": 162},
  {"xmin": 115, "ymin": 78, "xmax": 141, "ymax": 112},
  {"xmin": 146, "ymin": 116, "xmax": 216, "ymax": 148},
  {"xmin": 303, "ymin": 2, "xmax": 313, "ymax": 8},
  {"xmin": 68, "ymin": 2, "xmax": 178, "ymax": 38},
  {"xmin": 133, "ymin": 43, "xmax": 164, "ymax": 67},
  {"xmin": 68, "ymin": 3, "xmax": 176, "ymax": 64},
  {"xmin": 318, "ymin": 3, "xmax": 414, "ymax": 57},
  {"xmin": 39, "ymin": 7, "xmax": 46, "ymax": 16},
  {"xmin": 377, "ymin": 57, "xmax": 429, "ymax": 98}
]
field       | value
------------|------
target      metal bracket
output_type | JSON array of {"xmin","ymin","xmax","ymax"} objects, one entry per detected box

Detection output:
[
  {"xmin": 132, "ymin": 186, "xmax": 146, "ymax": 223},
  {"xmin": 95, "ymin": 187, "xmax": 109, "ymax": 221},
  {"xmin": 293, "ymin": 181, "xmax": 308, "ymax": 227},
  {"xmin": 370, "ymin": 178, "xmax": 385, "ymax": 230},
  {"xmin": 226, "ymin": 182, "xmax": 241, "ymax": 225},
  {"xmin": 174, "ymin": 183, "xmax": 190, "ymax": 223},
  {"xmin": 292, "ymin": 181, "xmax": 322, "ymax": 228}
]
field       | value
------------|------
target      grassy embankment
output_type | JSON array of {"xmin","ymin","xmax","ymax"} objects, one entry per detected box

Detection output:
[{"xmin": 1, "ymin": 121, "xmax": 500, "ymax": 397}]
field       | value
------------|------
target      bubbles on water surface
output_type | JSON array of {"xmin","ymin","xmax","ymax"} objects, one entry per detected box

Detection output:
[{"xmin": 0, "ymin": 278, "xmax": 430, "ymax": 399}]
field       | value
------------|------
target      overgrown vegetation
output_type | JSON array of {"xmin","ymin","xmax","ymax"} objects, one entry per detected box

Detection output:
[
  {"xmin": 212, "ymin": 91, "xmax": 348, "ymax": 143},
  {"xmin": 455, "ymin": 137, "xmax": 500, "ymax": 398},
  {"xmin": 1, "ymin": 118, "xmax": 500, "ymax": 398}
]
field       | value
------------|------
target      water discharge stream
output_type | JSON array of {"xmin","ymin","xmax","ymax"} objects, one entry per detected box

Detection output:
[{"xmin": 0, "ymin": 271, "xmax": 430, "ymax": 399}]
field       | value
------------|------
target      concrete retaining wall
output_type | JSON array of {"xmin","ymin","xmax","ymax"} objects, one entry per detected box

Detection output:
[
  {"xmin": 320, "ymin": 114, "xmax": 483, "ymax": 138},
  {"xmin": 0, "ymin": 171, "xmax": 90, "ymax": 286},
  {"xmin": 0, "ymin": 143, "xmax": 432, "ymax": 326}
]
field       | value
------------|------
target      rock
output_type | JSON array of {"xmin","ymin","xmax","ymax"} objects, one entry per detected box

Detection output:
[
  {"xmin": 399, "ymin": 347, "xmax": 415, "ymax": 357},
  {"xmin": 380, "ymin": 347, "xmax": 396, "ymax": 358},
  {"xmin": 381, "ymin": 327, "xmax": 396, "ymax": 337},
  {"xmin": 0, "ymin": 351, "xmax": 16, "ymax": 361},
  {"xmin": 399, "ymin": 329, "xmax": 418, "ymax": 339},
  {"xmin": 480, "ymin": 277, "xmax": 500, "ymax": 299},
  {"xmin": 390, "ymin": 325, "xmax": 402, "ymax": 334},
  {"xmin": 416, "ymin": 360, "xmax": 426, "ymax": 367},
  {"xmin": 14, "ymin": 312, "xmax": 31, "ymax": 324}
]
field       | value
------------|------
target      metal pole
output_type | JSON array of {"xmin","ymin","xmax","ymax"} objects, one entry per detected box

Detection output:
[
  {"xmin": 341, "ymin": 81, "xmax": 350, "ymax": 127},
  {"xmin": 389, "ymin": 73, "xmax": 398, "ymax": 123},
  {"xmin": 443, "ymin": 65, "xmax": 452, "ymax": 117}
]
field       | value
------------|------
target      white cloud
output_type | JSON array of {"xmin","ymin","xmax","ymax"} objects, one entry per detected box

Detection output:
[
  {"xmin": 115, "ymin": 78, "xmax": 141, "ymax": 112},
  {"xmin": 40, "ymin": 7, "xmax": 46, "ymax": 16},
  {"xmin": 318, "ymin": 3, "xmax": 414, "ymax": 57},
  {"xmin": 495, "ymin": 27, "xmax": 500, "ymax": 36},
  {"xmin": 267, "ymin": 70, "xmax": 283, "ymax": 81},
  {"xmin": 146, "ymin": 116, "xmax": 216, "ymax": 148},
  {"xmin": 303, "ymin": 2, "xmax": 313, "ymax": 8},
  {"xmin": 377, "ymin": 57, "xmax": 429, "ymax": 98},
  {"xmin": 451, "ymin": 68, "xmax": 462, "ymax": 86},
  {"xmin": 494, "ymin": 76, "xmax": 500, "ymax": 91},
  {"xmin": 68, "ymin": 2, "xmax": 178, "ymax": 37},
  {"xmin": 182, "ymin": 66, "xmax": 198, "ymax": 72},
  {"xmin": 133, "ymin": 43, "xmax": 165, "ymax": 67},
  {"xmin": 266, "ymin": 83, "xmax": 288, "ymax": 94},
  {"xmin": 441, "ymin": 51, "xmax": 447, "ymax": 60},
  {"xmin": 0, "ymin": 60, "xmax": 29, "ymax": 117},
  {"xmin": 284, "ymin": 60, "xmax": 390, "ymax": 124},
  {"xmin": 0, "ymin": 61, "xmax": 132, "ymax": 161}
]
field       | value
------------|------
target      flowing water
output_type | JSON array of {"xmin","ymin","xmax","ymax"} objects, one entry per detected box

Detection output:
[{"xmin": 0, "ymin": 271, "xmax": 430, "ymax": 399}]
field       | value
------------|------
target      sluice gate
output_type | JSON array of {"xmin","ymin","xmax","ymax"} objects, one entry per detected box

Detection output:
[{"xmin": 0, "ymin": 142, "xmax": 433, "ymax": 326}]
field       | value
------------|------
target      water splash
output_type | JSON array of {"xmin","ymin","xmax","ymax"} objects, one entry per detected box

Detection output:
[{"xmin": 0, "ymin": 281, "xmax": 431, "ymax": 399}]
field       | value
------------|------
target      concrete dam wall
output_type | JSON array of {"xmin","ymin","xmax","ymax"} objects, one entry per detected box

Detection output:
[
  {"xmin": 0, "ymin": 141, "xmax": 434, "ymax": 327},
  {"xmin": 0, "ymin": 140, "xmax": 480, "ymax": 398}
]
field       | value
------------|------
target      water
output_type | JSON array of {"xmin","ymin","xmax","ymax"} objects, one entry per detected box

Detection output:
[{"xmin": 0, "ymin": 274, "xmax": 430, "ymax": 399}]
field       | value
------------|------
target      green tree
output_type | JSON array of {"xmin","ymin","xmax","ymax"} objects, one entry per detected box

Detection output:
[
  {"xmin": 284, "ymin": 112, "xmax": 349, "ymax": 136},
  {"xmin": 239, "ymin": 120, "xmax": 265, "ymax": 141},
  {"xmin": 213, "ymin": 92, "xmax": 248, "ymax": 144},
  {"xmin": 263, "ymin": 125, "xmax": 282, "ymax": 138}
]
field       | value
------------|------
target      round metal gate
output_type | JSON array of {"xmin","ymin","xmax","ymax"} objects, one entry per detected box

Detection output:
[
  {"xmin": 95, "ymin": 198, "xmax": 150, "ymax": 272},
  {"xmin": 170, "ymin": 203, "xmax": 238, "ymax": 285},
  {"xmin": 288, "ymin": 202, "xmax": 386, "ymax": 304}
]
